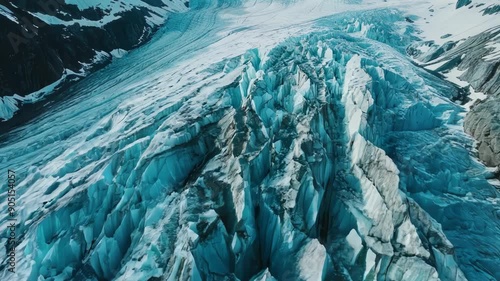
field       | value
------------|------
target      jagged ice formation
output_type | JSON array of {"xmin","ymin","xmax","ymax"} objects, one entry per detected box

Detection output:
[{"xmin": 0, "ymin": 1, "xmax": 499, "ymax": 281}]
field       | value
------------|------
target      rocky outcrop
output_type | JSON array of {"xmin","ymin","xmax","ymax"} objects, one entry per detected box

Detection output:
[
  {"xmin": 454, "ymin": 28, "xmax": 500, "ymax": 169},
  {"xmin": 464, "ymin": 98, "xmax": 500, "ymax": 166},
  {"xmin": 456, "ymin": 0, "xmax": 472, "ymax": 9},
  {"xmin": 408, "ymin": 24, "xmax": 500, "ymax": 171}
]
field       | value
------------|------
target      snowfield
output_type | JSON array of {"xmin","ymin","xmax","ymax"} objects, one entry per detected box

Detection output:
[{"xmin": 0, "ymin": 0, "xmax": 499, "ymax": 280}]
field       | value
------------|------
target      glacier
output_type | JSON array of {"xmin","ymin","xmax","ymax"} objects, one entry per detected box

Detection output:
[{"xmin": 0, "ymin": 0, "xmax": 499, "ymax": 281}]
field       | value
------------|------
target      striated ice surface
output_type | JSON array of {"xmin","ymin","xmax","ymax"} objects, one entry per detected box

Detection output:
[{"xmin": 0, "ymin": 0, "xmax": 499, "ymax": 281}]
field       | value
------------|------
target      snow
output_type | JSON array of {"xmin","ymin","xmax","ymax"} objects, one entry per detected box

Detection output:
[
  {"xmin": 1, "ymin": 0, "xmax": 499, "ymax": 280},
  {"xmin": 78, "ymin": 50, "xmax": 111, "ymax": 73},
  {"xmin": 30, "ymin": 11, "xmax": 121, "ymax": 27},
  {"xmin": 110, "ymin": 49, "xmax": 128, "ymax": 59},
  {"xmin": 411, "ymin": 0, "xmax": 500, "ymax": 45},
  {"xmin": 443, "ymin": 67, "xmax": 468, "ymax": 87},
  {"xmin": 407, "ymin": 0, "xmax": 499, "ymax": 127},
  {"xmin": 484, "ymin": 40, "xmax": 500, "ymax": 61},
  {"xmin": 29, "ymin": 0, "xmax": 187, "ymax": 28},
  {"xmin": 464, "ymin": 86, "xmax": 487, "ymax": 110}
]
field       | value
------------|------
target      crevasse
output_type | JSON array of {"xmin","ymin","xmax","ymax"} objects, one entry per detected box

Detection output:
[{"xmin": 0, "ymin": 5, "xmax": 498, "ymax": 281}]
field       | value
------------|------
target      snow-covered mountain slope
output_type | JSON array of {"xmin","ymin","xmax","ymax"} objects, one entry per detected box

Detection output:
[
  {"xmin": 0, "ymin": 0, "xmax": 499, "ymax": 280},
  {"xmin": 0, "ymin": 0, "xmax": 189, "ymax": 120},
  {"xmin": 407, "ymin": 0, "xmax": 500, "ymax": 169}
]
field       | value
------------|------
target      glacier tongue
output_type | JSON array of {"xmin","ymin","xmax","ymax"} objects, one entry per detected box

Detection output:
[{"xmin": 0, "ymin": 1, "xmax": 499, "ymax": 281}]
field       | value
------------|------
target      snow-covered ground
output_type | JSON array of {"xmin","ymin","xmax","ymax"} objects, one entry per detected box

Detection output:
[
  {"xmin": 408, "ymin": 0, "xmax": 500, "ymax": 95},
  {"xmin": 412, "ymin": 0, "xmax": 500, "ymax": 45},
  {"xmin": 0, "ymin": 0, "xmax": 499, "ymax": 280}
]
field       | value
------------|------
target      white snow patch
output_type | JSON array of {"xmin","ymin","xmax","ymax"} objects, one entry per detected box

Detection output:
[
  {"xmin": 79, "ymin": 50, "xmax": 110, "ymax": 74},
  {"xmin": 346, "ymin": 229, "xmax": 363, "ymax": 263},
  {"xmin": 484, "ymin": 41, "xmax": 500, "ymax": 62},
  {"xmin": 464, "ymin": 86, "xmax": 487, "ymax": 111},
  {"xmin": 410, "ymin": 0, "xmax": 500, "ymax": 45},
  {"xmin": 29, "ymin": 0, "xmax": 186, "ymax": 28},
  {"xmin": 110, "ymin": 49, "xmax": 128, "ymax": 59},
  {"xmin": 443, "ymin": 67, "xmax": 468, "ymax": 87},
  {"xmin": 30, "ymin": 11, "xmax": 121, "ymax": 27}
]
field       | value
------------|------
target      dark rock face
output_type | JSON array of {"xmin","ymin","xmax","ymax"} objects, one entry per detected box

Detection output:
[
  {"xmin": 0, "ymin": 0, "xmax": 187, "ymax": 97},
  {"xmin": 465, "ymin": 98, "xmax": 500, "ymax": 167},
  {"xmin": 456, "ymin": 0, "xmax": 472, "ymax": 9},
  {"xmin": 483, "ymin": 5, "xmax": 500, "ymax": 15},
  {"xmin": 455, "ymin": 30, "xmax": 500, "ymax": 168}
]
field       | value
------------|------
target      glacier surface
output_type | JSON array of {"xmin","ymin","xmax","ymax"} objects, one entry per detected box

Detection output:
[{"xmin": 0, "ymin": 0, "xmax": 499, "ymax": 281}]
